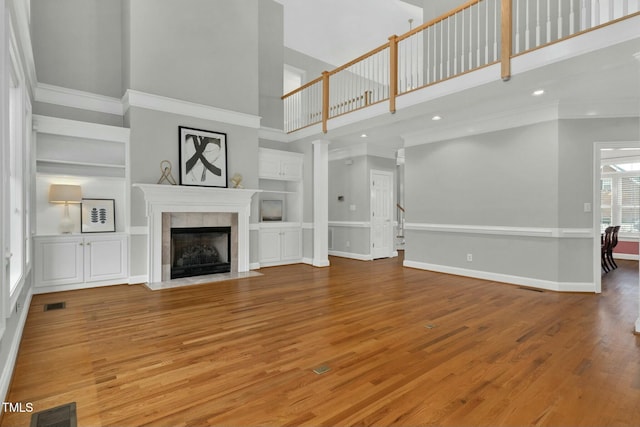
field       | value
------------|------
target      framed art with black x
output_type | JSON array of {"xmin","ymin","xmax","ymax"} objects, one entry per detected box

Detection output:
[{"xmin": 178, "ymin": 126, "xmax": 228, "ymax": 187}]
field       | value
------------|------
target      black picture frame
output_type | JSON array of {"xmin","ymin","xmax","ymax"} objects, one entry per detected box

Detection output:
[
  {"xmin": 178, "ymin": 126, "xmax": 228, "ymax": 188},
  {"xmin": 81, "ymin": 198, "xmax": 116, "ymax": 233}
]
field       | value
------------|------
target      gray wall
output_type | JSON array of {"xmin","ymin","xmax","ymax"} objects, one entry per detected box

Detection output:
[
  {"xmin": 31, "ymin": 0, "xmax": 123, "ymax": 97},
  {"xmin": 259, "ymin": 1, "xmax": 284, "ymax": 129},
  {"xmin": 404, "ymin": 117, "xmax": 640, "ymax": 285},
  {"xmin": 126, "ymin": 0, "xmax": 259, "ymax": 115},
  {"xmin": 284, "ymin": 47, "xmax": 335, "ymax": 84}
]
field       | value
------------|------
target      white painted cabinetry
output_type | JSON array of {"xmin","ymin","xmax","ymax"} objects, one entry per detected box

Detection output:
[
  {"xmin": 258, "ymin": 148, "xmax": 304, "ymax": 266},
  {"xmin": 259, "ymin": 226, "xmax": 302, "ymax": 266},
  {"xmin": 34, "ymin": 234, "xmax": 128, "ymax": 293}
]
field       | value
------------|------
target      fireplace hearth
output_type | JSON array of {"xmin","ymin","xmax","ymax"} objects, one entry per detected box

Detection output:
[{"xmin": 171, "ymin": 226, "xmax": 231, "ymax": 279}]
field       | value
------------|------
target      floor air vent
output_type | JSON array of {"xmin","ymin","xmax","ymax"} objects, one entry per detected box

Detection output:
[
  {"xmin": 30, "ymin": 402, "xmax": 77, "ymax": 427},
  {"xmin": 43, "ymin": 302, "xmax": 66, "ymax": 311}
]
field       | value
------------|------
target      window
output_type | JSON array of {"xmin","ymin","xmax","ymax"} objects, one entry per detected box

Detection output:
[{"xmin": 601, "ymin": 166, "xmax": 640, "ymax": 234}]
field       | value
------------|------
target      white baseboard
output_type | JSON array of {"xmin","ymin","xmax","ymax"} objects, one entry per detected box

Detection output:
[
  {"xmin": 312, "ymin": 259, "xmax": 331, "ymax": 267},
  {"xmin": 328, "ymin": 250, "xmax": 373, "ymax": 261},
  {"xmin": 403, "ymin": 260, "xmax": 595, "ymax": 293},
  {"xmin": 128, "ymin": 275, "xmax": 149, "ymax": 285},
  {"xmin": 636, "ymin": 317, "xmax": 640, "ymax": 334},
  {"xmin": 0, "ymin": 287, "xmax": 34, "ymax": 407},
  {"xmin": 33, "ymin": 279, "xmax": 127, "ymax": 294},
  {"xmin": 250, "ymin": 262, "xmax": 261, "ymax": 270},
  {"xmin": 302, "ymin": 257, "xmax": 314, "ymax": 265}
]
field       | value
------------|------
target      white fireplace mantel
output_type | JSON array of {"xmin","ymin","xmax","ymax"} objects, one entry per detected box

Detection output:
[{"xmin": 133, "ymin": 183, "xmax": 260, "ymax": 283}]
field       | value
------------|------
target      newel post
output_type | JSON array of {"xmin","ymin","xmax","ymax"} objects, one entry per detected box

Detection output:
[
  {"xmin": 321, "ymin": 71, "xmax": 329, "ymax": 133},
  {"xmin": 388, "ymin": 35, "xmax": 398, "ymax": 113},
  {"xmin": 501, "ymin": 0, "xmax": 512, "ymax": 81}
]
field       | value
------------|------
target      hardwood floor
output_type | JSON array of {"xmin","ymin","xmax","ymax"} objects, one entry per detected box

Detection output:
[{"xmin": 2, "ymin": 255, "xmax": 640, "ymax": 426}]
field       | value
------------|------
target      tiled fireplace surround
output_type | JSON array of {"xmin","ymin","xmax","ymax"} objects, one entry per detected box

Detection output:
[
  {"xmin": 161, "ymin": 212, "xmax": 238, "ymax": 281},
  {"xmin": 133, "ymin": 184, "xmax": 259, "ymax": 286}
]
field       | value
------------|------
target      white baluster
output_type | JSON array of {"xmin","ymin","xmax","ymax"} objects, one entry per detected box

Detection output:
[
  {"xmin": 525, "ymin": 0, "xmax": 530, "ymax": 50},
  {"xmin": 454, "ymin": 13, "xmax": 458, "ymax": 75},
  {"xmin": 594, "ymin": 0, "xmax": 601, "ymax": 25},
  {"xmin": 476, "ymin": 3, "xmax": 481, "ymax": 67},
  {"xmin": 461, "ymin": 8, "xmax": 465, "ymax": 73},
  {"xmin": 485, "ymin": 0, "xmax": 489, "ymax": 65},
  {"xmin": 515, "ymin": 0, "xmax": 520, "ymax": 54},
  {"xmin": 493, "ymin": 0, "xmax": 498, "ymax": 62},
  {"xmin": 581, "ymin": 0, "xmax": 588, "ymax": 31},
  {"xmin": 570, "ymin": 0, "xmax": 575, "ymax": 33},
  {"xmin": 447, "ymin": 18, "xmax": 451, "ymax": 78},
  {"xmin": 469, "ymin": 6, "xmax": 473, "ymax": 70},
  {"xmin": 546, "ymin": 0, "xmax": 551, "ymax": 43},
  {"xmin": 536, "ymin": 0, "xmax": 541, "ymax": 47},
  {"xmin": 608, "ymin": 0, "xmax": 614, "ymax": 22},
  {"xmin": 440, "ymin": 21, "xmax": 444, "ymax": 80},
  {"xmin": 558, "ymin": 1, "xmax": 563, "ymax": 39}
]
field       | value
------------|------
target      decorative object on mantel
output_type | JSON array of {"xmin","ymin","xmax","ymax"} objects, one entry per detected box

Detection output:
[
  {"xmin": 49, "ymin": 184, "xmax": 82, "ymax": 234},
  {"xmin": 179, "ymin": 126, "xmax": 228, "ymax": 188},
  {"xmin": 81, "ymin": 198, "xmax": 116, "ymax": 233},
  {"xmin": 230, "ymin": 173, "xmax": 244, "ymax": 189},
  {"xmin": 157, "ymin": 160, "xmax": 177, "ymax": 185}
]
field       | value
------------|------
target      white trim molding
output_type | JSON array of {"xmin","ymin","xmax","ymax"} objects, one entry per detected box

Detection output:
[
  {"xmin": 123, "ymin": 90, "xmax": 261, "ymax": 129},
  {"xmin": 329, "ymin": 250, "xmax": 373, "ymax": 261},
  {"xmin": 132, "ymin": 184, "xmax": 260, "ymax": 283},
  {"xmin": 405, "ymin": 223, "xmax": 593, "ymax": 239},
  {"xmin": 403, "ymin": 260, "xmax": 595, "ymax": 293},
  {"xmin": 35, "ymin": 83, "xmax": 123, "ymax": 116},
  {"xmin": 329, "ymin": 221, "xmax": 371, "ymax": 228},
  {"xmin": 33, "ymin": 114, "xmax": 130, "ymax": 143},
  {"xmin": 128, "ymin": 275, "xmax": 149, "ymax": 285},
  {"xmin": 259, "ymin": 126, "xmax": 289, "ymax": 142},
  {"xmin": 0, "ymin": 288, "xmax": 33, "ymax": 406}
]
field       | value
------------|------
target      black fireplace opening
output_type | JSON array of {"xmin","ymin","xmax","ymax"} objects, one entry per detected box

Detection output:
[{"xmin": 171, "ymin": 226, "xmax": 231, "ymax": 279}]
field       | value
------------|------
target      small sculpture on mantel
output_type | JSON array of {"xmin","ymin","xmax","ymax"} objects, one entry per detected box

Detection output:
[
  {"xmin": 230, "ymin": 173, "xmax": 244, "ymax": 189},
  {"xmin": 157, "ymin": 160, "xmax": 177, "ymax": 185}
]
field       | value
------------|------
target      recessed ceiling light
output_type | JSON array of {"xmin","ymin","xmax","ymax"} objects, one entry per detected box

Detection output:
[
  {"xmin": 432, "ymin": 115, "xmax": 442, "ymax": 121},
  {"xmin": 532, "ymin": 89, "xmax": 545, "ymax": 96},
  {"xmin": 360, "ymin": 133, "xmax": 368, "ymax": 138}
]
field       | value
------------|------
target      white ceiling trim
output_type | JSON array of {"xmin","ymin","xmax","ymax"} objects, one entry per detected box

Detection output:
[
  {"xmin": 36, "ymin": 83, "xmax": 124, "ymax": 116},
  {"xmin": 123, "ymin": 90, "xmax": 261, "ymax": 129}
]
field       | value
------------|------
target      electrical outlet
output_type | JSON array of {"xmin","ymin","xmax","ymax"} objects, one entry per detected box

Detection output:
[
  {"xmin": 467, "ymin": 253, "xmax": 473, "ymax": 262},
  {"xmin": 346, "ymin": 241, "xmax": 350, "ymax": 248}
]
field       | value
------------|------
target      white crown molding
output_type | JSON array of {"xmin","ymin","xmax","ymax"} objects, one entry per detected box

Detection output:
[
  {"xmin": 123, "ymin": 90, "xmax": 261, "ymax": 129},
  {"xmin": 33, "ymin": 114, "xmax": 130, "ymax": 143},
  {"xmin": 404, "ymin": 223, "xmax": 593, "ymax": 239},
  {"xmin": 259, "ymin": 126, "xmax": 290, "ymax": 142},
  {"xmin": 403, "ymin": 260, "xmax": 595, "ymax": 293},
  {"xmin": 35, "ymin": 83, "xmax": 123, "ymax": 116}
]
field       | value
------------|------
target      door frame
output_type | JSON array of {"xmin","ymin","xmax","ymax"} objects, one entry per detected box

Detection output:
[{"xmin": 370, "ymin": 169, "xmax": 394, "ymax": 259}]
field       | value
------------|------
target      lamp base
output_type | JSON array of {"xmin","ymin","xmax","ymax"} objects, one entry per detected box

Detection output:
[{"xmin": 60, "ymin": 203, "xmax": 74, "ymax": 234}]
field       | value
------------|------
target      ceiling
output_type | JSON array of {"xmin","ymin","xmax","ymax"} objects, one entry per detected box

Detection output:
[{"xmin": 273, "ymin": 0, "xmax": 423, "ymax": 66}]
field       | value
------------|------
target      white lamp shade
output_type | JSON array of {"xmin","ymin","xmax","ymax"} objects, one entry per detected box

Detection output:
[{"xmin": 49, "ymin": 184, "xmax": 82, "ymax": 203}]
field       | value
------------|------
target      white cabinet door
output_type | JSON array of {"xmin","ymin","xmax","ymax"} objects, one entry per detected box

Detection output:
[
  {"xmin": 280, "ymin": 157, "xmax": 303, "ymax": 181},
  {"xmin": 84, "ymin": 235, "xmax": 128, "ymax": 282},
  {"xmin": 281, "ymin": 228, "xmax": 302, "ymax": 261},
  {"xmin": 259, "ymin": 229, "xmax": 282, "ymax": 263},
  {"xmin": 258, "ymin": 150, "xmax": 282, "ymax": 179},
  {"xmin": 35, "ymin": 237, "xmax": 83, "ymax": 287}
]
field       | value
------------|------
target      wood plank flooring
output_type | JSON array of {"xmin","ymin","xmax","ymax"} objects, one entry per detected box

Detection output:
[{"xmin": 2, "ymin": 255, "xmax": 640, "ymax": 426}]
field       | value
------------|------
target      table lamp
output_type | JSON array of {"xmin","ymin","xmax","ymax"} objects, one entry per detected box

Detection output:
[{"xmin": 49, "ymin": 184, "xmax": 82, "ymax": 233}]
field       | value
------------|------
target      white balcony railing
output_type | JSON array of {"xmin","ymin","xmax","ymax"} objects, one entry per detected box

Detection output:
[{"xmin": 282, "ymin": 0, "xmax": 640, "ymax": 134}]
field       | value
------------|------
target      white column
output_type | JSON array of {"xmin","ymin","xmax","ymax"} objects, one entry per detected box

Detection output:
[{"xmin": 312, "ymin": 139, "xmax": 330, "ymax": 267}]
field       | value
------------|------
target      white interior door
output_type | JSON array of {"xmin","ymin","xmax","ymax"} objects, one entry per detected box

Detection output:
[{"xmin": 371, "ymin": 170, "xmax": 393, "ymax": 259}]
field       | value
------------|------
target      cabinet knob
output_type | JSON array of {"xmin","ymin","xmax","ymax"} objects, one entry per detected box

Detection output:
[
  {"xmin": 79, "ymin": 242, "xmax": 84, "ymax": 246},
  {"xmin": 5, "ymin": 251, "xmax": 13, "ymax": 260},
  {"xmin": 86, "ymin": 242, "xmax": 91, "ymax": 246}
]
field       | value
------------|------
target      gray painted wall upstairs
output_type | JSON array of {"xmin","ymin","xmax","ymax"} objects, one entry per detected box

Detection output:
[
  {"xmin": 32, "ymin": 0, "xmax": 123, "ymax": 98},
  {"xmin": 259, "ymin": 0, "xmax": 284, "ymax": 129},
  {"xmin": 126, "ymin": 0, "xmax": 260, "ymax": 115}
]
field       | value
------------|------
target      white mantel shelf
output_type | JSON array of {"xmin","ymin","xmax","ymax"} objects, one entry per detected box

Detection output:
[{"xmin": 132, "ymin": 183, "xmax": 261, "ymax": 284}]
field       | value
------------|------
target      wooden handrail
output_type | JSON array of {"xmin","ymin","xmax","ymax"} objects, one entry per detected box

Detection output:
[
  {"xmin": 396, "ymin": 0, "xmax": 483, "ymax": 43},
  {"xmin": 389, "ymin": 35, "xmax": 398, "ymax": 114},
  {"xmin": 327, "ymin": 42, "xmax": 391, "ymax": 76},
  {"xmin": 396, "ymin": 203, "xmax": 405, "ymax": 213},
  {"xmin": 281, "ymin": 75, "xmax": 322, "ymax": 100}
]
